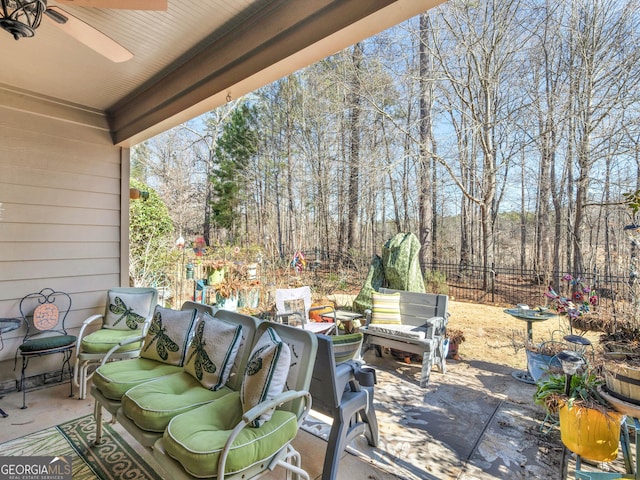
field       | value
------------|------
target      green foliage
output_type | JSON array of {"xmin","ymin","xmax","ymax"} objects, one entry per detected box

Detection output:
[
  {"xmin": 425, "ymin": 270, "xmax": 449, "ymax": 294},
  {"xmin": 623, "ymin": 189, "xmax": 640, "ymax": 216},
  {"xmin": 534, "ymin": 368, "xmax": 609, "ymax": 414},
  {"xmin": 129, "ymin": 179, "xmax": 175, "ymax": 287},
  {"xmin": 210, "ymin": 104, "xmax": 258, "ymax": 233},
  {"xmin": 326, "ymin": 272, "xmax": 348, "ymax": 291},
  {"xmin": 130, "ymin": 143, "xmax": 151, "ymax": 181}
]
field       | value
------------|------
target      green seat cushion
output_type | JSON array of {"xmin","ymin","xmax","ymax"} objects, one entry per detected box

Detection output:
[
  {"xmin": 81, "ymin": 329, "xmax": 142, "ymax": 354},
  {"xmin": 93, "ymin": 358, "xmax": 183, "ymax": 401},
  {"xmin": 164, "ymin": 392, "xmax": 297, "ymax": 478},
  {"xmin": 122, "ymin": 373, "xmax": 233, "ymax": 432},
  {"xmin": 19, "ymin": 335, "xmax": 76, "ymax": 353}
]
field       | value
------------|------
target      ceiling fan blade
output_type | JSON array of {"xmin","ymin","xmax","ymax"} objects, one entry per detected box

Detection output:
[
  {"xmin": 54, "ymin": 0, "xmax": 167, "ymax": 10},
  {"xmin": 45, "ymin": 6, "xmax": 133, "ymax": 63}
]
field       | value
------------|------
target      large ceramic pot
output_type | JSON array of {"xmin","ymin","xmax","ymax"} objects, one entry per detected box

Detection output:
[
  {"xmin": 215, "ymin": 292, "xmax": 238, "ymax": 311},
  {"xmin": 559, "ymin": 402, "xmax": 624, "ymax": 462}
]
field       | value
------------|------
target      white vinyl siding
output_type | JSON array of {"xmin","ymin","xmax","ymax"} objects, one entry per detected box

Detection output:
[{"xmin": 0, "ymin": 88, "xmax": 127, "ymax": 382}]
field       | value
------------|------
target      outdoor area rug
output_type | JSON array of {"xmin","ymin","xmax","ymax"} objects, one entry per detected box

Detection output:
[
  {"xmin": 0, "ymin": 415, "xmax": 163, "ymax": 480},
  {"xmin": 302, "ymin": 354, "xmax": 566, "ymax": 480}
]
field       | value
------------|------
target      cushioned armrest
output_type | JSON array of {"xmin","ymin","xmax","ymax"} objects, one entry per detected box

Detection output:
[{"xmin": 100, "ymin": 334, "xmax": 145, "ymax": 365}]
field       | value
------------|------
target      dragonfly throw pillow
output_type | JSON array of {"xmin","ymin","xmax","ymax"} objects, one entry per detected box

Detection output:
[
  {"xmin": 184, "ymin": 313, "xmax": 243, "ymax": 390},
  {"xmin": 240, "ymin": 326, "xmax": 291, "ymax": 427},
  {"xmin": 104, "ymin": 290, "xmax": 156, "ymax": 331},
  {"xmin": 140, "ymin": 306, "xmax": 198, "ymax": 366}
]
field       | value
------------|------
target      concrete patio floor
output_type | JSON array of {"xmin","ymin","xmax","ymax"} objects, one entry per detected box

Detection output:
[{"xmin": 0, "ymin": 353, "xmax": 633, "ymax": 479}]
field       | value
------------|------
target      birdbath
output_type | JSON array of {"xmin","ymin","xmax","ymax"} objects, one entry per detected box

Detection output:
[{"xmin": 504, "ymin": 306, "xmax": 557, "ymax": 384}]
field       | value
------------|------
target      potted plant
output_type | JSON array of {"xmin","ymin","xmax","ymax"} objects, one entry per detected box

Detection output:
[
  {"xmin": 446, "ymin": 328, "xmax": 465, "ymax": 360},
  {"xmin": 525, "ymin": 339, "xmax": 564, "ymax": 383},
  {"xmin": 534, "ymin": 362, "xmax": 624, "ymax": 463},
  {"xmin": 210, "ymin": 265, "xmax": 243, "ymax": 311},
  {"xmin": 205, "ymin": 259, "xmax": 228, "ymax": 285}
]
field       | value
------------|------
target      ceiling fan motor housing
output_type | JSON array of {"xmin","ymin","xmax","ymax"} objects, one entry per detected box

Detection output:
[{"xmin": 0, "ymin": 0, "xmax": 45, "ymax": 39}]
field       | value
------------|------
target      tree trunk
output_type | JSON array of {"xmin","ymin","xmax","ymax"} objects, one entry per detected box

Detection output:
[
  {"xmin": 347, "ymin": 43, "xmax": 363, "ymax": 253},
  {"xmin": 418, "ymin": 13, "xmax": 434, "ymax": 270}
]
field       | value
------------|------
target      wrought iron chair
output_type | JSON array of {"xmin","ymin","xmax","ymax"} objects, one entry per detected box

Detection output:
[
  {"xmin": 73, "ymin": 287, "xmax": 158, "ymax": 399},
  {"xmin": 16, "ymin": 288, "xmax": 76, "ymax": 409}
]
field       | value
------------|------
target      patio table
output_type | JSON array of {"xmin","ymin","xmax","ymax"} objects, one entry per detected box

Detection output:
[
  {"xmin": 0, "ymin": 318, "xmax": 21, "ymax": 417},
  {"xmin": 322, "ymin": 310, "xmax": 363, "ymax": 334},
  {"xmin": 504, "ymin": 308, "xmax": 556, "ymax": 384}
]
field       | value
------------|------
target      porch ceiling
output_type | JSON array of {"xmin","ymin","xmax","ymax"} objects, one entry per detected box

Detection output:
[{"xmin": 0, "ymin": 0, "xmax": 444, "ymax": 146}]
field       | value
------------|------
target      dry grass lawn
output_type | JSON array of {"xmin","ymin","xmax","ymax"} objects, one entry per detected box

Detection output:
[{"xmin": 446, "ymin": 300, "xmax": 600, "ymax": 370}]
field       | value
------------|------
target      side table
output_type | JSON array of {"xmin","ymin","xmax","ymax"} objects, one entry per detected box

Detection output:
[
  {"xmin": 323, "ymin": 310, "xmax": 363, "ymax": 334},
  {"xmin": 0, "ymin": 318, "xmax": 21, "ymax": 417}
]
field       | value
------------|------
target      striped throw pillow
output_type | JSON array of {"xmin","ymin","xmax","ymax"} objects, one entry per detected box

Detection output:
[
  {"xmin": 331, "ymin": 333, "xmax": 364, "ymax": 364},
  {"xmin": 371, "ymin": 292, "xmax": 402, "ymax": 325}
]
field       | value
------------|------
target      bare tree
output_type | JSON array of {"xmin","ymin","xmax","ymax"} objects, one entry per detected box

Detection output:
[
  {"xmin": 429, "ymin": 0, "xmax": 526, "ymax": 286},
  {"xmin": 418, "ymin": 13, "xmax": 435, "ymax": 270}
]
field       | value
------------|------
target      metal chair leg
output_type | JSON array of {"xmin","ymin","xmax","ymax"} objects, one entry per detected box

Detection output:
[
  {"xmin": 63, "ymin": 350, "xmax": 74, "ymax": 398},
  {"xmin": 20, "ymin": 356, "xmax": 28, "ymax": 409},
  {"xmin": 94, "ymin": 399, "xmax": 104, "ymax": 445}
]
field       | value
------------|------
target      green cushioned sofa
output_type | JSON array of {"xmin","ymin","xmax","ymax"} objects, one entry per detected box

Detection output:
[
  {"xmin": 90, "ymin": 302, "xmax": 214, "ymax": 444},
  {"xmin": 92, "ymin": 306, "xmax": 318, "ymax": 479}
]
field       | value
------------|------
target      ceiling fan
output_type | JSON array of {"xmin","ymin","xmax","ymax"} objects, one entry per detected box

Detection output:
[{"xmin": 0, "ymin": 0, "xmax": 167, "ymax": 62}]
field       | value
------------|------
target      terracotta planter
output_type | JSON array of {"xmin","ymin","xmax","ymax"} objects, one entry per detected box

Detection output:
[
  {"xmin": 559, "ymin": 402, "xmax": 623, "ymax": 462},
  {"xmin": 447, "ymin": 340, "xmax": 459, "ymax": 360}
]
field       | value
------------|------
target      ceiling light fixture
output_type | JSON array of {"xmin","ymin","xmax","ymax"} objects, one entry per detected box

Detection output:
[{"xmin": 0, "ymin": 0, "xmax": 46, "ymax": 40}]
